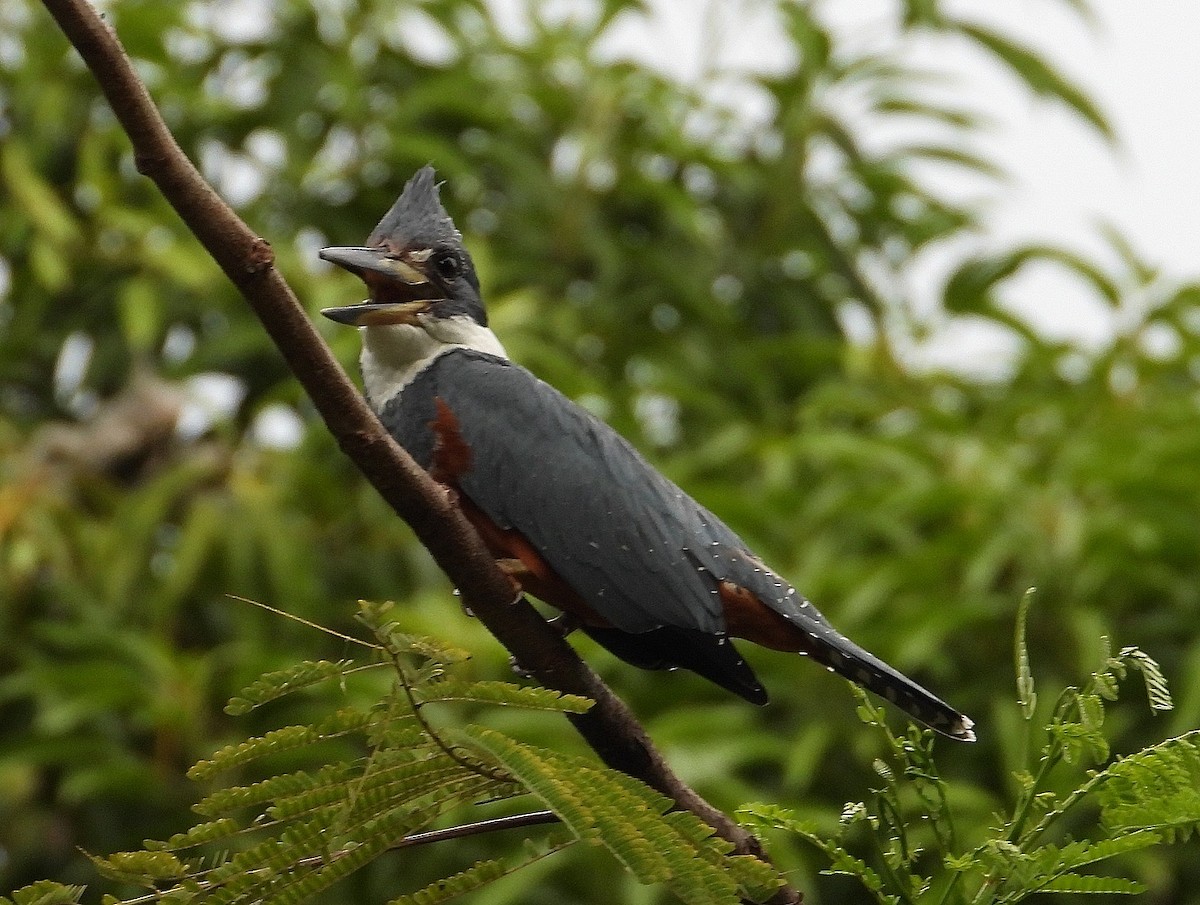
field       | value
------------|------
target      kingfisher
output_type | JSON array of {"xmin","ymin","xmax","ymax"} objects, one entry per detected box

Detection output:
[{"xmin": 320, "ymin": 166, "xmax": 975, "ymax": 741}]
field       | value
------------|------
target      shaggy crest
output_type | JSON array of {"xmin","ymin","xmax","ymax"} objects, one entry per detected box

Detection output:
[{"xmin": 368, "ymin": 165, "xmax": 461, "ymax": 249}]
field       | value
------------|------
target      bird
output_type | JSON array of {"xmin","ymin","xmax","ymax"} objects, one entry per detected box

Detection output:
[{"xmin": 319, "ymin": 166, "xmax": 975, "ymax": 742}]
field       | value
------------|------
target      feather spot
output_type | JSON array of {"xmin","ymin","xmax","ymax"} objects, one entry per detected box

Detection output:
[{"xmin": 428, "ymin": 397, "xmax": 473, "ymax": 482}]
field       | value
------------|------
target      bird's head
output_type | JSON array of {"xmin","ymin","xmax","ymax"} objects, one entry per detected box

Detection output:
[{"xmin": 319, "ymin": 166, "xmax": 486, "ymax": 330}]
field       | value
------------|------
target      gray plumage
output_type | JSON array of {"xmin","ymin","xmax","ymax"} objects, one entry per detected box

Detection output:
[
  {"xmin": 320, "ymin": 165, "xmax": 975, "ymax": 741},
  {"xmin": 368, "ymin": 166, "xmax": 461, "ymax": 250},
  {"xmin": 381, "ymin": 347, "xmax": 973, "ymax": 737}
]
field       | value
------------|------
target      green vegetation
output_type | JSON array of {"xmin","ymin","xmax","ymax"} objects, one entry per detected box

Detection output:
[
  {"xmin": 742, "ymin": 597, "xmax": 1195, "ymax": 903},
  {"xmin": 63, "ymin": 602, "xmax": 778, "ymax": 905},
  {"xmin": 6, "ymin": 596, "xmax": 1198, "ymax": 905},
  {"xmin": 3, "ymin": 0, "xmax": 1199, "ymax": 902}
]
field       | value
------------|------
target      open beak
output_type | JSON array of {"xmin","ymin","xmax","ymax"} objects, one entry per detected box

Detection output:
[
  {"xmin": 319, "ymin": 245, "xmax": 435, "ymax": 326},
  {"xmin": 319, "ymin": 246, "xmax": 427, "ymax": 283},
  {"xmin": 320, "ymin": 300, "xmax": 432, "ymax": 326}
]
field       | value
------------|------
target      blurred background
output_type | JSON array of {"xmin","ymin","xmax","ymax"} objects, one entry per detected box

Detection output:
[{"xmin": 2, "ymin": 0, "xmax": 1199, "ymax": 902}]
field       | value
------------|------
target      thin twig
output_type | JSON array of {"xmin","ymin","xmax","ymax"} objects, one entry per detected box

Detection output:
[
  {"xmin": 225, "ymin": 594, "xmax": 383, "ymax": 649},
  {"xmin": 391, "ymin": 810, "xmax": 561, "ymax": 849},
  {"xmin": 35, "ymin": 2, "xmax": 794, "ymax": 898}
]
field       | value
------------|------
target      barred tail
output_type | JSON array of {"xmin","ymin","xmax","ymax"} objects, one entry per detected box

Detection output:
[{"xmin": 805, "ymin": 627, "xmax": 975, "ymax": 742}]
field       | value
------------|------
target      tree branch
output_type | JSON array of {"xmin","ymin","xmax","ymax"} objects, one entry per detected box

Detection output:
[
  {"xmin": 391, "ymin": 810, "xmax": 561, "ymax": 850},
  {"xmin": 37, "ymin": 1, "xmax": 798, "ymax": 900}
]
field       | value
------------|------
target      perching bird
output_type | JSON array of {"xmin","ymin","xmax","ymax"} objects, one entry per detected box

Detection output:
[{"xmin": 320, "ymin": 166, "xmax": 975, "ymax": 741}]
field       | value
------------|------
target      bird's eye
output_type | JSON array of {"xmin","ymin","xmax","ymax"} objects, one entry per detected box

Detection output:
[{"xmin": 434, "ymin": 254, "xmax": 460, "ymax": 280}]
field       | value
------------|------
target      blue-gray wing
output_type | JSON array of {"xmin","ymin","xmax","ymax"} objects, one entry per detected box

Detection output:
[
  {"xmin": 378, "ymin": 349, "xmax": 977, "ymax": 739},
  {"xmin": 381, "ymin": 349, "xmax": 758, "ymax": 634},
  {"xmin": 380, "ymin": 349, "xmax": 787, "ymax": 701}
]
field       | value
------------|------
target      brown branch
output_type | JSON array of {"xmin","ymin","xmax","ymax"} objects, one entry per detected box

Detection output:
[{"xmin": 38, "ymin": 2, "xmax": 799, "ymax": 900}]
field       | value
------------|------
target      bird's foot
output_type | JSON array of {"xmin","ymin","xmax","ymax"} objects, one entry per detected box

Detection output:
[
  {"xmin": 546, "ymin": 612, "xmax": 579, "ymax": 638},
  {"xmin": 508, "ymin": 614, "xmax": 580, "ymax": 679},
  {"xmin": 456, "ymin": 593, "xmax": 474, "ymax": 619},
  {"xmin": 508, "ymin": 654, "xmax": 535, "ymax": 680},
  {"xmin": 494, "ymin": 558, "xmax": 529, "ymax": 602}
]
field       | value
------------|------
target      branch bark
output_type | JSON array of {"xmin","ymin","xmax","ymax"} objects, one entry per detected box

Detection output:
[{"xmin": 37, "ymin": 1, "xmax": 799, "ymax": 901}]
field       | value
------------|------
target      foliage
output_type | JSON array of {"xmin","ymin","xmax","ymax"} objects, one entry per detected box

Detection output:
[
  {"xmin": 2, "ymin": 601, "xmax": 776, "ymax": 905},
  {"xmin": 4, "ymin": 0, "xmax": 1200, "ymax": 902},
  {"xmin": 740, "ymin": 595, "xmax": 1194, "ymax": 903}
]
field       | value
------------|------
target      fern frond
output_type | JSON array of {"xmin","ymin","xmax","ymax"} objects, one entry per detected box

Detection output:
[
  {"xmin": 90, "ymin": 851, "xmax": 188, "ymax": 884},
  {"xmin": 263, "ymin": 754, "xmax": 466, "ymax": 823},
  {"xmin": 988, "ymin": 832, "xmax": 1162, "ymax": 902},
  {"xmin": 1051, "ymin": 832, "xmax": 1161, "ymax": 872},
  {"xmin": 341, "ymin": 769, "xmax": 517, "ymax": 828},
  {"xmin": 188, "ymin": 709, "xmax": 373, "ymax": 780},
  {"xmin": 79, "ymin": 604, "xmax": 789, "ymax": 905},
  {"xmin": 1098, "ymin": 729, "xmax": 1200, "ymax": 841},
  {"xmin": 0, "ymin": 882, "xmax": 86, "ymax": 905},
  {"xmin": 225, "ymin": 660, "xmax": 364, "ymax": 715},
  {"xmin": 1117, "ymin": 646, "xmax": 1174, "ymax": 712},
  {"xmin": 365, "ymin": 717, "xmax": 430, "ymax": 750},
  {"xmin": 387, "ymin": 833, "xmax": 576, "ymax": 905},
  {"xmin": 196, "ymin": 817, "xmax": 334, "ymax": 905},
  {"xmin": 145, "ymin": 817, "xmax": 242, "ymax": 852},
  {"xmin": 738, "ymin": 803, "xmax": 897, "ymax": 905},
  {"xmin": 724, "ymin": 854, "xmax": 787, "ymax": 903},
  {"xmin": 258, "ymin": 781, "xmax": 499, "ymax": 905},
  {"xmin": 465, "ymin": 728, "xmax": 781, "ymax": 904},
  {"xmin": 1015, "ymin": 588, "xmax": 1037, "ymax": 718},
  {"xmin": 360, "ymin": 617, "xmax": 471, "ymax": 667},
  {"xmin": 1035, "ymin": 874, "xmax": 1146, "ymax": 895},
  {"xmin": 193, "ymin": 763, "xmax": 356, "ymax": 818},
  {"xmin": 1050, "ymin": 715, "xmax": 1109, "ymax": 765},
  {"xmin": 414, "ymin": 679, "xmax": 592, "ymax": 713},
  {"xmin": 388, "ymin": 858, "xmax": 504, "ymax": 905}
]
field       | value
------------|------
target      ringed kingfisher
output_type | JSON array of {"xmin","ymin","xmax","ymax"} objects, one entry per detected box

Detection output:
[{"xmin": 320, "ymin": 166, "xmax": 975, "ymax": 742}]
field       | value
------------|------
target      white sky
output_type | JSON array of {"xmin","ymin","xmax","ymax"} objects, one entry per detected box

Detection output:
[
  {"xmin": 602, "ymin": 0, "xmax": 1200, "ymax": 372},
  {"xmin": 218, "ymin": 0, "xmax": 1197, "ymax": 375},
  {"xmin": 904, "ymin": 0, "xmax": 1200, "ymax": 369}
]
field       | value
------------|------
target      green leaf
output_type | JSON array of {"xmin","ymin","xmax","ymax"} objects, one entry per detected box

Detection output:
[
  {"xmin": 1037, "ymin": 874, "xmax": 1146, "ymax": 894},
  {"xmin": 1015, "ymin": 588, "xmax": 1037, "ymax": 718},
  {"xmin": 1098, "ymin": 730, "xmax": 1200, "ymax": 842},
  {"xmin": 145, "ymin": 817, "xmax": 241, "ymax": 851},
  {"xmin": 1117, "ymin": 647, "xmax": 1174, "ymax": 713},
  {"xmin": 944, "ymin": 245, "xmax": 1120, "ymax": 316},
  {"xmin": 1053, "ymin": 832, "xmax": 1162, "ymax": 872},
  {"xmin": 225, "ymin": 659, "xmax": 361, "ymax": 715},
  {"xmin": 388, "ymin": 834, "xmax": 576, "ymax": 905},
  {"xmin": 188, "ymin": 708, "xmax": 373, "ymax": 780},
  {"xmin": 414, "ymin": 679, "xmax": 592, "ymax": 712},
  {"xmin": 0, "ymin": 143, "xmax": 82, "ymax": 245},
  {"xmin": 738, "ymin": 804, "xmax": 896, "ymax": 905},
  {"xmin": 955, "ymin": 22, "xmax": 1113, "ymax": 139},
  {"xmin": 464, "ymin": 728, "xmax": 781, "ymax": 904},
  {"xmin": 117, "ymin": 278, "xmax": 162, "ymax": 353},
  {"xmin": 90, "ymin": 850, "xmax": 187, "ymax": 883},
  {"xmin": 0, "ymin": 882, "xmax": 86, "ymax": 905}
]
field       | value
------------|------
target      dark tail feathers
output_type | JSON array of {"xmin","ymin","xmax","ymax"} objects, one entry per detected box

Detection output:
[{"xmin": 804, "ymin": 625, "xmax": 975, "ymax": 742}]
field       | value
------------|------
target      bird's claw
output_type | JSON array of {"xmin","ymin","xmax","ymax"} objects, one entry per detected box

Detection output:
[
  {"xmin": 508, "ymin": 614, "xmax": 579, "ymax": 680},
  {"xmin": 508, "ymin": 654, "xmax": 535, "ymax": 680},
  {"xmin": 546, "ymin": 612, "xmax": 579, "ymax": 638}
]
